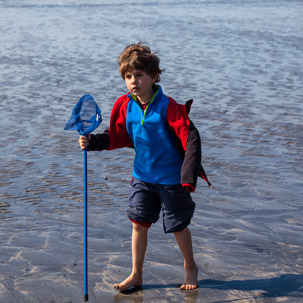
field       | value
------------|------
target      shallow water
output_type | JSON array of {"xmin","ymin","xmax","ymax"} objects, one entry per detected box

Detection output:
[{"xmin": 0, "ymin": 0, "xmax": 303, "ymax": 302}]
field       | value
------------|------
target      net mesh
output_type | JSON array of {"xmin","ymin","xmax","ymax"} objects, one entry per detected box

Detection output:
[{"xmin": 64, "ymin": 94, "xmax": 102, "ymax": 136}]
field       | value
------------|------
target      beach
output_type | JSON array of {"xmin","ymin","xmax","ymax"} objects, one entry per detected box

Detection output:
[{"xmin": 0, "ymin": 0, "xmax": 303, "ymax": 302}]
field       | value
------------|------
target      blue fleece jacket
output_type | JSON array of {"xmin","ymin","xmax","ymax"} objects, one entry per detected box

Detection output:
[{"xmin": 126, "ymin": 86, "xmax": 183, "ymax": 184}]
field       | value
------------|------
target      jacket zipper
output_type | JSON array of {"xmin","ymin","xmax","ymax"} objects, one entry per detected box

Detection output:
[{"xmin": 134, "ymin": 94, "xmax": 156, "ymax": 125}]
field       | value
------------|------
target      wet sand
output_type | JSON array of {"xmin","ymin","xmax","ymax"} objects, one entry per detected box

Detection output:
[{"xmin": 0, "ymin": 0, "xmax": 303, "ymax": 302}]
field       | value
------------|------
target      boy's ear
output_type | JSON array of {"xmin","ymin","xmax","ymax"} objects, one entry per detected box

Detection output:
[{"xmin": 152, "ymin": 74, "xmax": 158, "ymax": 83}]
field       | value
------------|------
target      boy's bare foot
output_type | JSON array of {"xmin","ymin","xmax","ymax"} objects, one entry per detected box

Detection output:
[
  {"xmin": 180, "ymin": 263, "xmax": 198, "ymax": 290},
  {"xmin": 113, "ymin": 273, "xmax": 143, "ymax": 291}
]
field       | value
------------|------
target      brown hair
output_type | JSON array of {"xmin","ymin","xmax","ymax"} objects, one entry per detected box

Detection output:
[{"xmin": 117, "ymin": 42, "xmax": 163, "ymax": 83}]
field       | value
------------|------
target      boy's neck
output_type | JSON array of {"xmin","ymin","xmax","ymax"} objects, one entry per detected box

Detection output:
[
  {"xmin": 138, "ymin": 98, "xmax": 150, "ymax": 105},
  {"xmin": 137, "ymin": 89, "xmax": 155, "ymax": 104},
  {"xmin": 134, "ymin": 86, "xmax": 159, "ymax": 105}
]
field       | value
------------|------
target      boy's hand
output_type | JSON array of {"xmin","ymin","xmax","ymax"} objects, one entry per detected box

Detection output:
[{"xmin": 79, "ymin": 134, "xmax": 91, "ymax": 150}]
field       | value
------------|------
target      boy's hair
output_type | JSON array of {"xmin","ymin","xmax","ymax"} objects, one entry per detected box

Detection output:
[{"xmin": 117, "ymin": 42, "xmax": 163, "ymax": 83}]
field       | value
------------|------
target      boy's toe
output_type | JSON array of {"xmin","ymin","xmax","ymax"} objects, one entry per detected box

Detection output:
[{"xmin": 180, "ymin": 283, "xmax": 198, "ymax": 290}]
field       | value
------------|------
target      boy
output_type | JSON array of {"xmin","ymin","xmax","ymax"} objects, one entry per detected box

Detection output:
[{"xmin": 79, "ymin": 43, "xmax": 210, "ymax": 291}]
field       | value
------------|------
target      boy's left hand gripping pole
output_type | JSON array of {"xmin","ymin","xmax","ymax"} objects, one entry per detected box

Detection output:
[{"xmin": 84, "ymin": 148, "xmax": 88, "ymax": 302}]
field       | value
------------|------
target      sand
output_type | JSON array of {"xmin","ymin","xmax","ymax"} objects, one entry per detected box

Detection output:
[{"xmin": 0, "ymin": 0, "xmax": 302, "ymax": 302}]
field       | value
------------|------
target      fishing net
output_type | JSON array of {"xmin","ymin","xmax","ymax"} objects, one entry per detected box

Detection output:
[
  {"xmin": 64, "ymin": 94, "xmax": 102, "ymax": 302},
  {"xmin": 64, "ymin": 94, "xmax": 102, "ymax": 136}
]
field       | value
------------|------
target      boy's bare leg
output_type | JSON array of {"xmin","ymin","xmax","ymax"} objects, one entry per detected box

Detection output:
[
  {"xmin": 114, "ymin": 222, "xmax": 148, "ymax": 291},
  {"xmin": 174, "ymin": 227, "xmax": 198, "ymax": 290}
]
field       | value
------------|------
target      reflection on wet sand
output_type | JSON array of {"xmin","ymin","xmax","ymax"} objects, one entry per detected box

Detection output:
[{"xmin": 114, "ymin": 285, "xmax": 199, "ymax": 303}]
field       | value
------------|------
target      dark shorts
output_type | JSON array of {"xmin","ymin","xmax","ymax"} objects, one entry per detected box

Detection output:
[{"xmin": 127, "ymin": 177, "xmax": 195, "ymax": 233}]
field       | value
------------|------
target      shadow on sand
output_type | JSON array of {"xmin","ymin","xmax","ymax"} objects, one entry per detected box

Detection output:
[
  {"xmin": 200, "ymin": 274, "xmax": 303, "ymax": 300},
  {"xmin": 114, "ymin": 274, "xmax": 303, "ymax": 303}
]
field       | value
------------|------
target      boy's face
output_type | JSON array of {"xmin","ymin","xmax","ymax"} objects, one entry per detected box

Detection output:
[{"xmin": 125, "ymin": 70, "xmax": 157, "ymax": 103}]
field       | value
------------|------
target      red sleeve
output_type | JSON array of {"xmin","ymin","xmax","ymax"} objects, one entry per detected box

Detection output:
[
  {"xmin": 107, "ymin": 94, "xmax": 133, "ymax": 150},
  {"xmin": 166, "ymin": 97, "xmax": 190, "ymax": 151}
]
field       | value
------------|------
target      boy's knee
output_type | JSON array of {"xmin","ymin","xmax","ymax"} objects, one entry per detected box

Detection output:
[
  {"xmin": 130, "ymin": 218, "xmax": 152, "ymax": 230},
  {"xmin": 132, "ymin": 221, "xmax": 150, "ymax": 231}
]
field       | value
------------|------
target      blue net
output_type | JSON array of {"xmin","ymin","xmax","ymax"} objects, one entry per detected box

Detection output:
[{"xmin": 64, "ymin": 94, "xmax": 102, "ymax": 137}]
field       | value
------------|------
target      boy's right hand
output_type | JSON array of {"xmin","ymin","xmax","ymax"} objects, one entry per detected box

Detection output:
[{"xmin": 79, "ymin": 134, "xmax": 91, "ymax": 150}]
